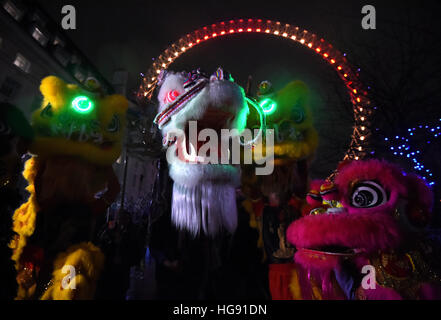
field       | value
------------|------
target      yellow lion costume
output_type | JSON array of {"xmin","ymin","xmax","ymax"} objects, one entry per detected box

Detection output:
[
  {"xmin": 251, "ymin": 80, "xmax": 319, "ymax": 166},
  {"xmin": 241, "ymin": 80, "xmax": 319, "ymax": 251},
  {"xmin": 10, "ymin": 76, "xmax": 128, "ymax": 300}
]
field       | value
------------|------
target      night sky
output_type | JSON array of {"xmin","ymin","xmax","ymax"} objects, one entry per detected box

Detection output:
[
  {"xmin": 34, "ymin": 0, "xmax": 418, "ymax": 91},
  {"xmin": 34, "ymin": 0, "xmax": 441, "ymax": 177}
]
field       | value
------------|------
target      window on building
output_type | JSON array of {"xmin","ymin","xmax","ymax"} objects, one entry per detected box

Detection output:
[
  {"xmin": 74, "ymin": 69, "xmax": 86, "ymax": 83},
  {"xmin": 0, "ymin": 77, "xmax": 21, "ymax": 99},
  {"xmin": 31, "ymin": 25, "xmax": 49, "ymax": 47},
  {"xmin": 13, "ymin": 53, "xmax": 31, "ymax": 73},
  {"xmin": 3, "ymin": 0, "xmax": 24, "ymax": 21},
  {"xmin": 53, "ymin": 35, "xmax": 66, "ymax": 47},
  {"xmin": 71, "ymin": 54, "xmax": 81, "ymax": 65},
  {"xmin": 53, "ymin": 46, "xmax": 71, "ymax": 67}
]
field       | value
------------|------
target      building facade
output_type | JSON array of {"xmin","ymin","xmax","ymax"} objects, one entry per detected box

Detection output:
[
  {"xmin": 0, "ymin": 0, "xmax": 114, "ymax": 118},
  {"xmin": 0, "ymin": 0, "xmax": 163, "ymax": 221}
]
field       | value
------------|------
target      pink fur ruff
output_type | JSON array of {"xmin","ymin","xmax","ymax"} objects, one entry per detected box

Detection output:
[{"xmin": 287, "ymin": 211, "xmax": 402, "ymax": 254}]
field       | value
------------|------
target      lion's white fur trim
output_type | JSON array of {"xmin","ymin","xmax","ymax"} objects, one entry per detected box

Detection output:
[
  {"xmin": 157, "ymin": 71, "xmax": 248, "ymax": 236},
  {"xmin": 171, "ymin": 181, "xmax": 238, "ymax": 236}
]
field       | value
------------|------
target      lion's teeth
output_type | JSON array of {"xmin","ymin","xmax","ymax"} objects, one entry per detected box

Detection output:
[{"xmin": 327, "ymin": 208, "xmax": 346, "ymax": 215}]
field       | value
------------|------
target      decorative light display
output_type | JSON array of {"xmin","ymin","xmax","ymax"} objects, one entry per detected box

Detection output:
[
  {"xmin": 138, "ymin": 18, "xmax": 372, "ymax": 160},
  {"xmin": 383, "ymin": 119, "xmax": 441, "ymax": 186},
  {"xmin": 72, "ymin": 96, "xmax": 93, "ymax": 113}
]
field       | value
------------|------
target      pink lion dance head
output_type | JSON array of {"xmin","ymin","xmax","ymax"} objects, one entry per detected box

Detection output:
[{"xmin": 287, "ymin": 159, "xmax": 433, "ymax": 271}]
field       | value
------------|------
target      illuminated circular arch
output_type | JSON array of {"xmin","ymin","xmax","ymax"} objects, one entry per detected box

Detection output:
[{"xmin": 138, "ymin": 18, "xmax": 372, "ymax": 160}]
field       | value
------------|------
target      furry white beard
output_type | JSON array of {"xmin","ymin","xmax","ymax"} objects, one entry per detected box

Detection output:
[
  {"xmin": 169, "ymin": 162, "xmax": 240, "ymax": 236},
  {"xmin": 171, "ymin": 181, "xmax": 238, "ymax": 236}
]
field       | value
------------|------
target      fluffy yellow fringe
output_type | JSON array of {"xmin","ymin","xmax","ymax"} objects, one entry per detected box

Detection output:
[
  {"xmin": 9, "ymin": 157, "xmax": 40, "ymax": 266},
  {"xmin": 40, "ymin": 242, "xmax": 105, "ymax": 300},
  {"xmin": 10, "ymin": 158, "xmax": 105, "ymax": 300}
]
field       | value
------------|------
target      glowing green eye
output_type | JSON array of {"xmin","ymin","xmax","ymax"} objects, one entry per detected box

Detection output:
[
  {"xmin": 259, "ymin": 98, "xmax": 278, "ymax": 115},
  {"xmin": 72, "ymin": 96, "xmax": 93, "ymax": 113}
]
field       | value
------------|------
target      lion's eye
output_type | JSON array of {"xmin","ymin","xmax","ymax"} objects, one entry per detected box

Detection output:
[
  {"xmin": 164, "ymin": 90, "xmax": 181, "ymax": 104},
  {"xmin": 107, "ymin": 115, "xmax": 120, "ymax": 133},
  {"xmin": 291, "ymin": 107, "xmax": 305, "ymax": 123},
  {"xmin": 259, "ymin": 98, "xmax": 277, "ymax": 115},
  {"xmin": 350, "ymin": 181, "xmax": 387, "ymax": 208},
  {"xmin": 72, "ymin": 96, "xmax": 94, "ymax": 114},
  {"xmin": 307, "ymin": 193, "xmax": 322, "ymax": 202}
]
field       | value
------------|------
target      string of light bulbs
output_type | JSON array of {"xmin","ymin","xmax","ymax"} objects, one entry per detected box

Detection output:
[
  {"xmin": 137, "ymin": 18, "xmax": 372, "ymax": 161},
  {"xmin": 383, "ymin": 119, "xmax": 441, "ymax": 186}
]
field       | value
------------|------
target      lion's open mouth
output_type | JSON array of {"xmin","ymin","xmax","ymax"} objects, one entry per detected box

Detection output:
[
  {"xmin": 167, "ymin": 108, "xmax": 235, "ymax": 164},
  {"xmin": 293, "ymin": 207, "xmax": 363, "ymax": 256},
  {"xmin": 166, "ymin": 107, "xmax": 241, "ymax": 236},
  {"xmin": 301, "ymin": 246, "xmax": 362, "ymax": 256},
  {"xmin": 287, "ymin": 207, "xmax": 403, "ymax": 257}
]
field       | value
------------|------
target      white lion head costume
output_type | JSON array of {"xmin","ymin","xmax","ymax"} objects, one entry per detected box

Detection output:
[{"xmin": 155, "ymin": 68, "xmax": 249, "ymax": 236}]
